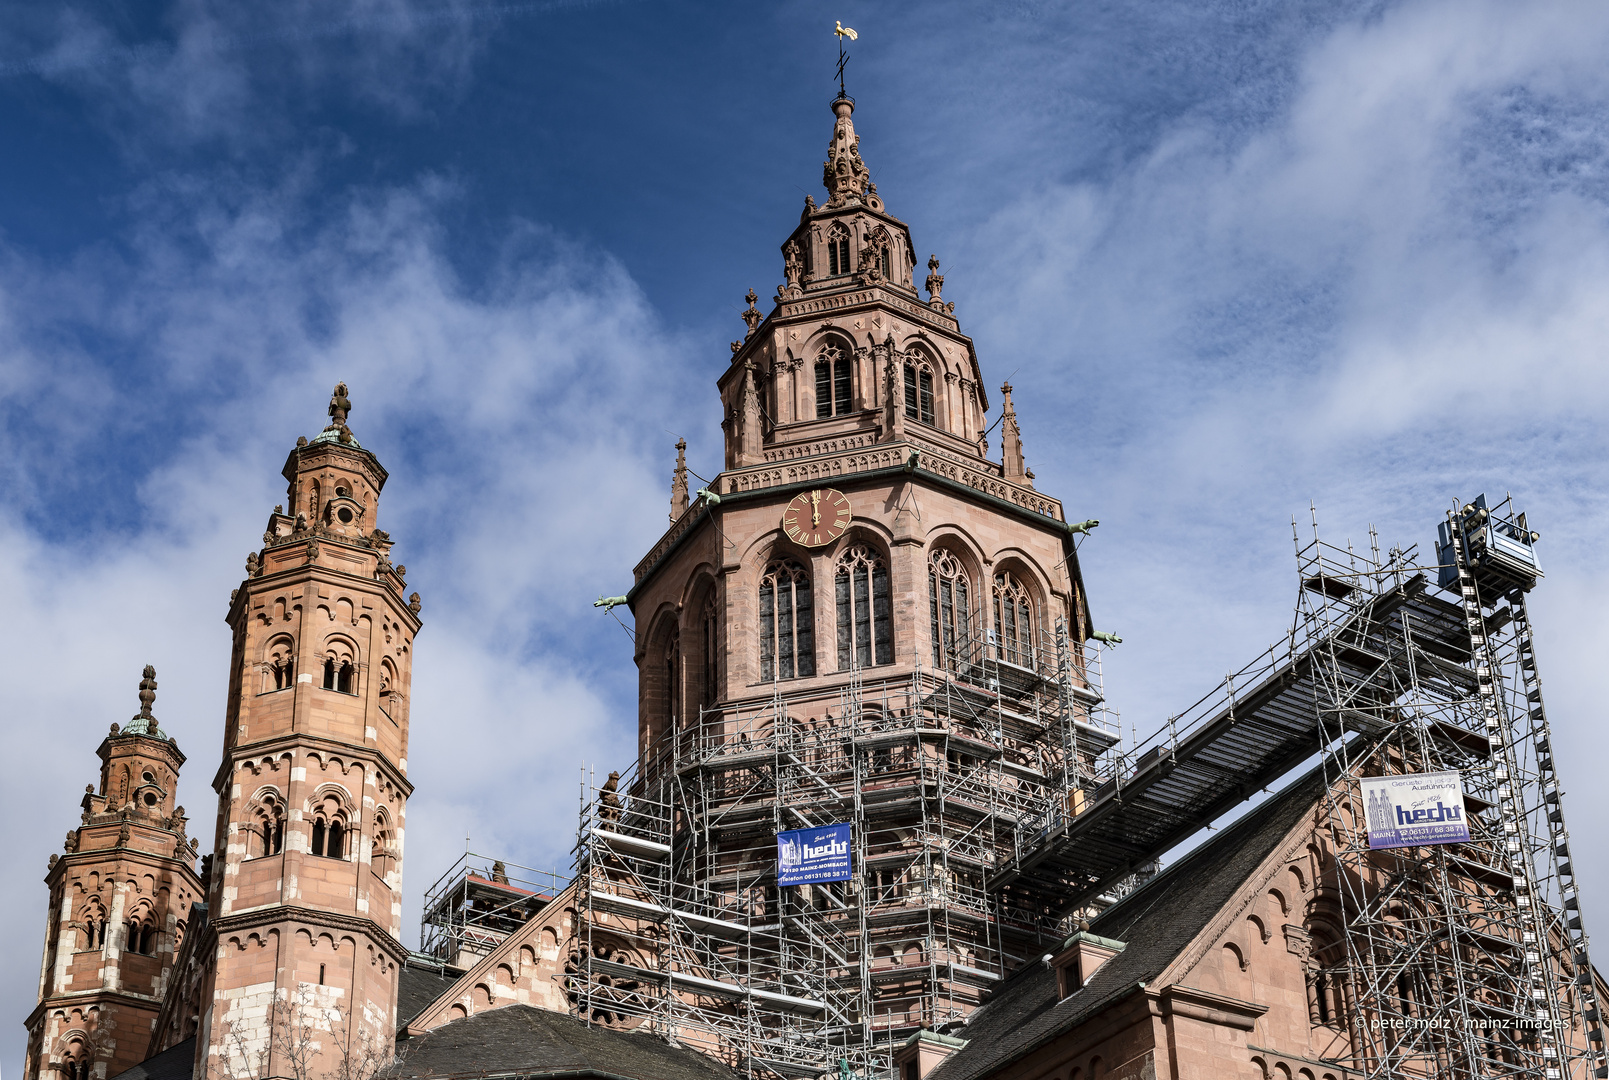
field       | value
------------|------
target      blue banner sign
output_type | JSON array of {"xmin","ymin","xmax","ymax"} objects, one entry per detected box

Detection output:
[
  {"xmin": 777, "ymin": 824, "xmax": 853, "ymax": 886},
  {"xmin": 1362, "ymin": 771, "xmax": 1470, "ymax": 849}
]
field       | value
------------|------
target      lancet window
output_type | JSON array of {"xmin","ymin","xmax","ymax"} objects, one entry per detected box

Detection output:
[
  {"xmin": 993, "ymin": 571, "xmax": 1036, "ymax": 667},
  {"xmin": 836, "ymin": 544, "xmax": 892, "ymax": 670},
  {"xmin": 904, "ymin": 363, "xmax": 935, "ymax": 425},
  {"xmin": 760, "ymin": 560, "xmax": 814, "ymax": 681},
  {"xmin": 700, "ymin": 593, "xmax": 718, "ymax": 712},
  {"xmin": 928, "ymin": 549, "xmax": 972, "ymax": 669},
  {"xmin": 814, "ymin": 344, "xmax": 853, "ymax": 418},
  {"xmin": 826, "ymin": 223, "xmax": 851, "ymax": 276}
]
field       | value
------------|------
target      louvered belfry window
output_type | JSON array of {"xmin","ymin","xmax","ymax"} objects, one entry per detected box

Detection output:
[
  {"xmin": 815, "ymin": 344, "xmax": 853, "ymax": 417},
  {"xmin": 904, "ymin": 364, "xmax": 935, "ymax": 424}
]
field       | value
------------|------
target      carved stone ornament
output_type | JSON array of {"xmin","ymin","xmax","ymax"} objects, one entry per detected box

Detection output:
[
  {"xmin": 245, "ymin": 551, "xmax": 259, "ymax": 576},
  {"xmin": 1283, "ymin": 923, "xmax": 1312, "ymax": 963},
  {"xmin": 328, "ymin": 381, "xmax": 352, "ymax": 427},
  {"xmin": 409, "ymin": 592, "xmax": 422, "ymax": 615},
  {"xmin": 742, "ymin": 288, "xmax": 763, "ymax": 336},
  {"xmin": 64, "ymin": 830, "xmax": 78, "ymax": 853}
]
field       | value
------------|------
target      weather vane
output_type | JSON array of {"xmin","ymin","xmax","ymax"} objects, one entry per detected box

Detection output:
[{"xmin": 834, "ymin": 21, "xmax": 858, "ymax": 98}]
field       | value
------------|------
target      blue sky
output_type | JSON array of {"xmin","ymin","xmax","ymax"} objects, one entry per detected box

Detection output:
[{"xmin": 5, "ymin": 0, "xmax": 1609, "ymax": 1069}]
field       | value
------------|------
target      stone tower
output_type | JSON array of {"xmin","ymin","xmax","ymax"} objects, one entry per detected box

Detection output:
[
  {"xmin": 194, "ymin": 385, "xmax": 421, "ymax": 1079},
  {"xmin": 623, "ymin": 96, "xmax": 1102, "ymax": 1044},
  {"xmin": 24, "ymin": 668, "xmax": 205, "ymax": 1080}
]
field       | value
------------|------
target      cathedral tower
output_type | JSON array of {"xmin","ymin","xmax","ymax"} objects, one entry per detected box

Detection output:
[
  {"xmin": 194, "ymin": 385, "xmax": 421, "ymax": 1079},
  {"xmin": 24, "ymin": 668, "xmax": 205, "ymax": 1080},
  {"xmin": 619, "ymin": 95, "xmax": 1107, "ymax": 1048}
]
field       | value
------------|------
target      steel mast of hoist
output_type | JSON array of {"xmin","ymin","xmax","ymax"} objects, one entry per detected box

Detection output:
[{"xmin": 1443, "ymin": 495, "xmax": 1605, "ymax": 1079}]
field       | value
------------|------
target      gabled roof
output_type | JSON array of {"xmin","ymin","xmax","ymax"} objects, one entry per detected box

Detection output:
[
  {"xmin": 398, "ymin": 955, "xmax": 467, "ymax": 1028},
  {"xmin": 107, "ymin": 1038, "xmax": 195, "ymax": 1080},
  {"xmin": 386, "ymin": 1004, "xmax": 737, "ymax": 1080},
  {"xmin": 930, "ymin": 761, "xmax": 1332, "ymax": 1080}
]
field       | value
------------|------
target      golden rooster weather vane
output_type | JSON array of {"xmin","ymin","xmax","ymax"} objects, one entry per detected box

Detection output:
[{"xmin": 835, "ymin": 21, "xmax": 858, "ymax": 98}]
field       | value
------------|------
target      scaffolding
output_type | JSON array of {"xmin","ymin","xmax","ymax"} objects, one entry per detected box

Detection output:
[
  {"xmin": 1299, "ymin": 498, "xmax": 1605, "ymax": 1079},
  {"xmin": 564, "ymin": 494, "xmax": 1601, "ymax": 1079},
  {"xmin": 569, "ymin": 621, "xmax": 1129, "ymax": 1079},
  {"xmin": 420, "ymin": 852, "xmax": 569, "ymax": 971}
]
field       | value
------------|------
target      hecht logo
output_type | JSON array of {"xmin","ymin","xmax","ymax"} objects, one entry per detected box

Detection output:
[
  {"xmin": 1396, "ymin": 801, "xmax": 1462, "ymax": 825},
  {"xmin": 803, "ymin": 839, "xmax": 849, "ymax": 859}
]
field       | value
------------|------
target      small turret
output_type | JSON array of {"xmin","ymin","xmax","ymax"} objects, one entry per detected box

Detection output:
[
  {"xmin": 1000, "ymin": 382, "xmax": 1027, "ymax": 483},
  {"xmin": 670, "ymin": 439, "xmax": 690, "ymax": 523}
]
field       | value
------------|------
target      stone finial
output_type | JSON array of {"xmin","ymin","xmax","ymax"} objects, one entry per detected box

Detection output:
[
  {"xmin": 925, "ymin": 255, "xmax": 945, "ymax": 307},
  {"xmin": 742, "ymin": 289, "xmax": 763, "ymax": 336},
  {"xmin": 137, "ymin": 665, "xmax": 157, "ymax": 719},
  {"xmin": 246, "ymin": 551, "xmax": 259, "ymax": 576},
  {"xmin": 409, "ymin": 592, "xmax": 422, "ymax": 615},
  {"xmin": 1000, "ymin": 383, "xmax": 1026, "ymax": 481},
  {"xmin": 822, "ymin": 97, "xmax": 872, "ymax": 209},
  {"xmin": 328, "ymin": 382, "xmax": 352, "ymax": 427},
  {"xmin": 730, "ymin": 341, "xmax": 743, "ymax": 356},
  {"xmin": 670, "ymin": 439, "xmax": 690, "ymax": 524},
  {"xmin": 491, "ymin": 860, "xmax": 510, "ymax": 885},
  {"xmin": 296, "ymin": 435, "xmax": 308, "ymax": 448}
]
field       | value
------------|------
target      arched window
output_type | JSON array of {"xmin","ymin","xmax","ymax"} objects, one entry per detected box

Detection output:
[
  {"xmin": 310, "ymin": 794, "xmax": 348, "ymax": 859},
  {"xmin": 993, "ymin": 572, "xmax": 1035, "ymax": 667},
  {"xmin": 80, "ymin": 900, "xmax": 107, "ymax": 951},
  {"xmin": 760, "ymin": 560, "xmax": 814, "ymax": 681},
  {"xmin": 337, "ymin": 661, "xmax": 353, "ymax": 694},
  {"xmin": 125, "ymin": 910, "xmax": 156, "ymax": 956},
  {"xmin": 62, "ymin": 1041, "xmax": 90, "ymax": 1080},
  {"xmin": 836, "ymin": 544, "xmax": 892, "ymax": 670},
  {"xmin": 251, "ymin": 791, "xmax": 285, "ymax": 858},
  {"xmin": 929, "ymin": 549, "xmax": 972, "ymax": 669},
  {"xmin": 814, "ymin": 343, "xmax": 854, "ymax": 418},
  {"xmin": 700, "ymin": 593, "xmax": 718, "ymax": 713},
  {"xmin": 903, "ymin": 363, "xmax": 935, "ymax": 425},
  {"xmin": 663, "ymin": 628, "xmax": 681, "ymax": 732},
  {"xmin": 264, "ymin": 638, "xmax": 295, "ymax": 693},
  {"xmin": 827, "ymin": 223, "xmax": 851, "ymax": 276},
  {"xmin": 372, "ymin": 811, "xmax": 396, "ymax": 877},
  {"xmin": 323, "ymin": 657, "xmax": 336, "ymax": 690}
]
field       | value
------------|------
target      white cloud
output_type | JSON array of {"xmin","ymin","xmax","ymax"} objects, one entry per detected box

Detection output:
[{"xmin": 0, "ymin": 168, "xmax": 703, "ymax": 1057}]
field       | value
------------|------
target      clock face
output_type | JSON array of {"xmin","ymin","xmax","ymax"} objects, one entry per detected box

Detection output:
[{"xmin": 783, "ymin": 488, "xmax": 852, "ymax": 547}]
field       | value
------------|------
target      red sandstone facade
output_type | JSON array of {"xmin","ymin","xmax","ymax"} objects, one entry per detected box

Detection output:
[
  {"xmin": 190, "ymin": 387, "xmax": 421, "ymax": 1080},
  {"xmin": 24, "ymin": 670, "xmax": 205, "ymax": 1080}
]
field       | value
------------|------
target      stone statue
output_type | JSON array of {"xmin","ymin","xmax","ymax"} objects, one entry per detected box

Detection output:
[
  {"xmin": 328, "ymin": 382, "xmax": 352, "ymax": 427},
  {"xmin": 784, "ymin": 241, "xmax": 802, "ymax": 289},
  {"xmin": 599, "ymin": 771, "xmax": 622, "ymax": 824}
]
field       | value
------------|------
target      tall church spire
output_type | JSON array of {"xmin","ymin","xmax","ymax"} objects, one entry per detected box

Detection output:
[{"xmin": 823, "ymin": 96, "xmax": 874, "ymax": 211}]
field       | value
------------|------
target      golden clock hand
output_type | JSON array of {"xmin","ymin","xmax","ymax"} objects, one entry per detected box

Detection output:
[{"xmin": 811, "ymin": 490, "xmax": 821, "ymax": 526}]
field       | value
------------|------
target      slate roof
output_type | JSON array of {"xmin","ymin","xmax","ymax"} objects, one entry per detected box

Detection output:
[
  {"xmin": 107, "ymin": 1038, "xmax": 195, "ymax": 1080},
  {"xmin": 398, "ymin": 955, "xmax": 467, "ymax": 1027},
  {"xmin": 930, "ymin": 762, "xmax": 1333, "ymax": 1080},
  {"xmin": 387, "ymin": 1004, "xmax": 738, "ymax": 1080}
]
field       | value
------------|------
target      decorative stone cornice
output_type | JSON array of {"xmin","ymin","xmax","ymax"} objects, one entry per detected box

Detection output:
[
  {"xmin": 778, "ymin": 284, "xmax": 957, "ymax": 334},
  {"xmin": 207, "ymin": 904, "xmax": 409, "ymax": 965}
]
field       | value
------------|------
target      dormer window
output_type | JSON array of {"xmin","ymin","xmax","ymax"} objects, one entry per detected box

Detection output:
[
  {"xmin": 827, "ymin": 224, "xmax": 851, "ymax": 276},
  {"xmin": 815, "ymin": 345, "xmax": 853, "ymax": 418}
]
